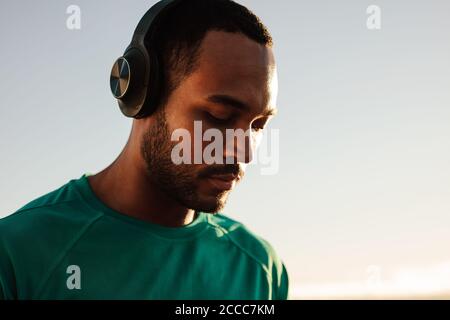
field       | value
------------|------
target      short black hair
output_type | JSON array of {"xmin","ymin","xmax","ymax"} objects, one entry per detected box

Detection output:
[{"xmin": 145, "ymin": 0, "xmax": 273, "ymax": 110}]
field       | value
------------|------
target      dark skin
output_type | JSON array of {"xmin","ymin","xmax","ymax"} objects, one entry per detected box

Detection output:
[{"xmin": 88, "ymin": 31, "xmax": 278, "ymax": 227}]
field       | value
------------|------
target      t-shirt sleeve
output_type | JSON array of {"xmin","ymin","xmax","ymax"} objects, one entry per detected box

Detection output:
[
  {"xmin": 261, "ymin": 238, "xmax": 289, "ymax": 300},
  {"xmin": 0, "ymin": 224, "xmax": 17, "ymax": 300},
  {"xmin": 0, "ymin": 255, "xmax": 15, "ymax": 300},
  {"xmin": 277, "ymin": 262, "xmax": 289, "ymax": 300}
]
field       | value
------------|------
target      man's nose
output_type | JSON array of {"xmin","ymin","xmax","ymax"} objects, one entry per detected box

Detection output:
[{"xmin": 223, "ymin": 130, "xmax": 254, "ymax": 164}]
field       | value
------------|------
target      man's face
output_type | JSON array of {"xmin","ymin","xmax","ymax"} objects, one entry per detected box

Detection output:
[{"xmin": 141, "ymin": 31, "xmax": 278, "ymax": 213}]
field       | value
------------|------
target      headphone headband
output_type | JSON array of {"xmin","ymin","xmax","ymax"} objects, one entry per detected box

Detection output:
[{"xmin": 133, "ymin": 0, "xmax": 180, "ymax": 40}]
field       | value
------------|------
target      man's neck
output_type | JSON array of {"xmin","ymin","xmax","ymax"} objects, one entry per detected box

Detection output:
[{"xmin": 87, "ymin": 144, "xmax": 196, "ymax": 228}]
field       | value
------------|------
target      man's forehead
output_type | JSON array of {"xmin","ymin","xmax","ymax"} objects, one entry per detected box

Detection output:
[
  {"xmin": 199, "ymin": 30, "xmax": 275, "ymax": 70},
  {"xmin": 191, "ymin": 31, "xmax": 278, "ymax": 114}
]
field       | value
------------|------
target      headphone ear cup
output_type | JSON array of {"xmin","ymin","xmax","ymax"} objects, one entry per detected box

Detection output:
[
  {"xmin": 111, "ymin": 0, "xmax": 181, "ymax": 118},
  {"xmin": 111, "ymin": 48, "xmax": 149, "ymax": 118},
  {"xmin": 140, "ymin": 48, "xmax": 161, "ymax": 117},
  {"xmin": 111, "ymin": 47, "xmax": 161, "ymax": 119}
]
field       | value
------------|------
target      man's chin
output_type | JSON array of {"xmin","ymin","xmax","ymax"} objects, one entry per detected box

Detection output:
[{"xmin": 190, "ymin": 193, "xmax": 229, "ymax": 213}]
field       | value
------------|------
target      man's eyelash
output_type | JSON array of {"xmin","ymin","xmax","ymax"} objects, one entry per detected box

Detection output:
[
  {"xmin": 205, "ymin": 112, "xmax": 232, "ymax": 123},
  {"xmin": 204, "ymin": 111, "xmax": 268, "ymax": 132}
]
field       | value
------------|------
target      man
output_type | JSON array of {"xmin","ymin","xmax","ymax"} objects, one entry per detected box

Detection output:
[{"xmin": 0, "ymin": 0, "xmax": 288, "ymax": 299}]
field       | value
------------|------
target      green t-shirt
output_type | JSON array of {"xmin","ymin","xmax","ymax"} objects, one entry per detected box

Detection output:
[{"xmin": 0, "ymin": 174, "xmax": 289, "ymax": 300}]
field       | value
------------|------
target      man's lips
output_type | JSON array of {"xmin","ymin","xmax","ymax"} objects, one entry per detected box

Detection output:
[{"xmin": 205, "ymin": 173, "xmax": 239, "ymax": 191}]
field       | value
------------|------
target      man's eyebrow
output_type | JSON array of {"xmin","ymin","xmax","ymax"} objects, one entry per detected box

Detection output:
[{"xmin": 206, "ymin": 94, "xmax": 278, "ymax": 117}]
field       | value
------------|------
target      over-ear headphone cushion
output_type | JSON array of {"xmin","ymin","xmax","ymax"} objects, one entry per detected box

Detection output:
[
  {"xmin": 115, "ymin": 48, "xmax": 147, "ymax": 118},
  {"xmin": 111, "ymin": 0, "xmax": 180, "ymax": 118},
  {"xmin": 141, "ymin": 48, "xmax": 161, "ymax": 117}
]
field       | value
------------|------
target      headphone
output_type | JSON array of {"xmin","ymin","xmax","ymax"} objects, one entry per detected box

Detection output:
[{"xmin": 109, "ymin": 0, "xmax": 183, "ymax": 118}]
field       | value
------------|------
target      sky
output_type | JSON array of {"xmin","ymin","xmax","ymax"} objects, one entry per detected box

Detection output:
[{"xmin": 1, "ymin": 0, "xmax": 450, "ymax": 299}]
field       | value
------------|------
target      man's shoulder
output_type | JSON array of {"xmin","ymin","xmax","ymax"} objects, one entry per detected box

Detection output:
[
  {"xmin": 208, "ymin": 213, "xmax": 289, "ymax": 299},
  {"xmin": 0, "ymin": 176, "xmax": 101, "ymax": 246},
  {"xmin": 0, "ymin": 176, "xmax": 103, "ymax": 299},
  {"xmin": 208, "ymin": 213, "xmax": 283, "ymax": 271}
]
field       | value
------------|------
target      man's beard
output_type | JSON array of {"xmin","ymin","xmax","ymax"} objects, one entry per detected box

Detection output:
[{"xmin": 140, "ymin": 108, "xmax": 230, "ymax": 213}]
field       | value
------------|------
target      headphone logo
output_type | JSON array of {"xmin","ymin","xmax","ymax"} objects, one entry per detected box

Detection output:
[{"xmin": 110, "ymin": 57, "xmax": 131, "ymax": 99}]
